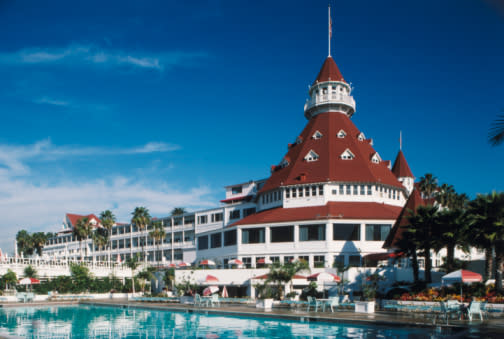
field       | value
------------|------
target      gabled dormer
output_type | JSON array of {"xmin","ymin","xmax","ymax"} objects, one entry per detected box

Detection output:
[
  {"xmin": 312, "ymin": 130, "xmax": 323, "ymax": 140},
  {"xmin": 337, "ymin": 129, "xmax": 347, "ymax": 138},
  {"xmin": 357, "ymin": 132, "xmax": 366, "ymax": 141},
  {"xmin": 340, "ymin": 149, "xmax": 355, "ymax": 160},
  {"xmin": 279, "ymin": 157, "xmax": 290, "ymax": 169},
  {"xmin": 304, "ymin": 150, "xmax": 319, "ymax": 162},
  {"xmin": 371, "ymin": 152, "xmax": 381, "ymax": 164},
  {"xmin": 295, "ymin": 136, "xmax": 303, "ymax": 145}
]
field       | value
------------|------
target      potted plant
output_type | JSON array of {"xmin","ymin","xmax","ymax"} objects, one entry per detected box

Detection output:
[
  {"xmin": 255, "ymin": 283, "xmax": 276, "ymax": 310},
  {"xmin": 355, "ymin": 272, "xmax": 383, "ymax": 314}
]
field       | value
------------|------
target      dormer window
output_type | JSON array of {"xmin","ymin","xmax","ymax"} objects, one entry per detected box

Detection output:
[
  {"xmin": 295, "ymin": 136, "xmax": 303, "ymax": 145},
  {"xmin": 340, "ymin": 149, "xmax": 355, "ymax": 160},
  {"xmin": 312, "ymin": 131, "xmax": 323, "ymax": 140},
  {"xmin": 304, "ymin": 150, "xmax": 319, "ymax": 162},
  {"xmin": 371, "ymin": 152, "xmax": 381, "ymax": 164},
  {"xmin": 279, "ymin": 157, "xmax": 290, "ymax": 169},
  {"xmin": 357, "ymin": 132, "xmax": 366, "ymax": 141},
  {"xmin": 337, "ymin": 129, "xmax": 347, "ymax": 138}
]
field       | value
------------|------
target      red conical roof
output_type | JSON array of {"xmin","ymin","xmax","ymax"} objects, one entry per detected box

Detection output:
[
  {"xmin": 314, "ymin": 56, "xmax": 345, "ymax": 84},
  {"xmin": 383, "ymin": 189, "xmax": 425, "ymax": 249},
  {"xmin": 260, "ymin": 112, "xmax": 404, "ymax": 192},
  {"xmin": 391, "ymin": 150, "xmax": 414, "ymax": 178}
]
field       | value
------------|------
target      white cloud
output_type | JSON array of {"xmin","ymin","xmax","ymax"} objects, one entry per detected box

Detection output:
[
  {"xmin": 0, "ymin": 44, "xmax": 207, "ymax": 71},
  {"xmin": 0, "ymin": 175, "xmax": 216, "ymax": 255},
  {"xmin": 0, "ymin": 139, "xmax": 180, "ymax": 176},
  {"xmin": 33, "ymin": 96, "xmax": 70, "ymax": 107}
]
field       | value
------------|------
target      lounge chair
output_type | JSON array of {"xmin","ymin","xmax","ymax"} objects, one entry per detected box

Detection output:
[
  {"xmin": 16, "ymin": 292, "xmax": 27, "ymax": 303},
  {"xmin": 209, "ymin": 294, "xmax": 220, "ymax": 307},
  {"xmin": 325, "ymin": 297, "xmax": 339, "ymax": 312},
  {"xmin": 194, "ymin": 294, "xmax": 209, "ymax": 307},
  {"xmin": 435, "ymin": 301, "xmax": 460, "ymax": 324},
  {"xmin": 467, "ymin": 301, "xmax": 484, "ymax": 321},
  {"xmin": 306, "ymin": 296, "xmax": 322, "ymax": 312}
]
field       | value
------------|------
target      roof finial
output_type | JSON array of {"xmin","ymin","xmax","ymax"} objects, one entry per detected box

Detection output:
[
  {"xmin": 399, "ymin": 130, "xmax": 402, "ymax": 150},
  {"xmin": 328, "ymin": 4, "xmax": 332, "ymax": 57}
]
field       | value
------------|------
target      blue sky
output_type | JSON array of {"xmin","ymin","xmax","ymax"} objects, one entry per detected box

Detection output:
[{"xmin": 0, "ymin": 0, "xmax": 503, "ymax": 254}]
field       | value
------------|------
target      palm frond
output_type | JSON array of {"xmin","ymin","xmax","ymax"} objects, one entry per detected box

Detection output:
[{"xmin": 489, "ymin": 113, "xmax": 504, "ymax": 146}]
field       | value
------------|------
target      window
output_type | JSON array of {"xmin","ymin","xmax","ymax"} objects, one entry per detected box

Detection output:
[
  {"xmin": 349, "ymin": 255, "xmax": 361, "ymax": 267},
  {"xmin": 211, "ymin": 233, "xmax": 222, "ymax": 248},
  {"xmin": 292, "ymin": 189, "xmax": 297, "ymax": 198},
  {"xmin": 231, "ymin": 186, "xmax": 243, "ymax": 194},
  {"xmin": 229, "ymin": 210, "xmax": 240, "ymax": 220},
  {"xmin": 338, "ymin": 129, "xmax": 347, "ymax": 138},
  {"xmin": 319, "ymin": 185, "xmax": 323, "ymax": 195},
  {"xmin": 360, "ymin": 185, "xmax": 365, "ymax": 195},
  {"xmin": 242, "ymin": 228, "xmax": 265, "ymax": 244},
  {"xmin": 198, "ymin": 215, "xmax": 208, "ymax": 224},
  {"xmin": 198, "ymin": 235, "xmax": 208, "ymax": 250},
  {"xmin": 242, "ymin": 257, "xmax": 252, "ymax": 268},
  {"xmin": 339, "ymin": 184, "xmax": 344, "ymax": 195},
  {"xmin": 357, "ymin": 132, "xmax": 365, "ymax": 141},
  {"xmin": 305, "ymin": 150, "xmax": 319, "ymax": 162},
  {"xmin": 346, "ymin": 185, "xmax": 351, "ymax": 195},
  {"xmin": 340, "ymin": 149, "xmax": 355, "ymax": 160},
  {"xmin": 312, "ymin": 131, "xmax": 323, "ymax": 139},
  {"xmin": 332, "ymin": 189, "xmax": 337, "ymax": 195},
  {"xmin": 367, "ymin": 185, "xmax": 372, "ymax": 195},
  {"xmin": 243, "ymin": 207, "xmax": 256, "ymax": 217},
  {"xmin": 371, "ymin": 152, "xmax": 381, "ymax": 164},
  {"xmin": 365, "ymin": 224, "xmax": 392, "ymax": 241},
  {"xmin": 305, "ymin": 187, "xmax": 310, "ymax": 197},
  {"xmin": 299, "ymin": 224, "xmax": 325, "ymax": 241},
  {"xmin": 353, "ymin": 185, "xmax": 358, "ymax": 195},
  {"xmin": 334, "ymin": 255, "xmax": 345, "ymax": 267},
  {"xmin": 271, "ymin": 256, "xmax": 280, "ymax": 263},
  {"xmin": 224, "ymin": 230, "xmax": 237, "ymax": 246},
  {"xmin": 299, "ymin": 256, "xmax": 309, "ymax": 263},
  {"xmin": 211, "ymin": 213, "xmax": 223, "ymax": 223},
  {"xmin": 333, "ymin": 224, "xmax": 360, "ymax": 241},
  {"xmin": 271, "ymin": 226, "xmax": 294, "ymax": 243},
  {"xmin": 312, "ymin": 186, "xmax": 317, "ymax": 196},
  {"xmin": 314, "ymin": 255, "xmax": 325, "ymax": 268},
  {"xmin": 284, "ymin": 256, "xmax": 294, "ymax": 264},
  {"xmin": 299, "ymin": 188, "xmax": 303, "ymax": 197}
]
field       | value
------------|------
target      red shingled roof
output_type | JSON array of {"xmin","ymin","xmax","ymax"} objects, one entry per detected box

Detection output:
[
  {"xmin": 260, "ymin": 112, "xmax": 404, "ymax": 193},
  {"xmin": 66, "ymin": 213, "xmax": 101, "ymax": 229},
  {"xmin": 231, "ymin": 202, "xmax": 402, "ymax": 227},
  {"xmin": 383, "ymin": 189, "xmax": 425, "ymax": 249},
  {"xmin": 391, "ymin": 150, "xmax": 414, "ymax": 178},
  {"xmin": 314, "ymin": 56, "xmax": 344, "ymax": 84}
]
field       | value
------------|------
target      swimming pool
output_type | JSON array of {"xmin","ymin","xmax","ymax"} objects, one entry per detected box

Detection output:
[{"xmin": 0, "ymin": 304, "xmax": 453, "ymax": 338}]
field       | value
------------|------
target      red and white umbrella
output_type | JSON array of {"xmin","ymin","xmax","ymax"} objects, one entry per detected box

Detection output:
[
  {"xmin": 307, "ymin": 272, "xmax": 341, "ymax": 282},
  {"xmin": 257, "ymin": 258, "xmax": 272, "ymax": 265},
  {"xmin": 203, "ymin": 285, "xmax": 219, "ymax": 296},
  {"xmin": 18, "ymin": 277, "xmax": 40, "ymax": 285},
  {"xmin": 178, "ymin": 262, "xmax": 191, "ymax": 267},
  {"xmin": 116, "ymin": 254, "xmax": 122, "ymax": 264},
  {"xmin": 200, "ymin": 259, "xmax": 216, "ymax": 266},
  {"xmin": 228, "ymin": 259, "xmax": 243, "ymax": 265},
  {"xmin": 168, "ymin": 263, "xmax": 177, "ymax": 268},
  {"xmin": 442, "ymin": 269, "xmax": 483, "ymax": 302},
  {"xmin": 222, "ymin": 286, "xmax": 229, "ymax": 298},
  {"xmin": 204, "ymin": 274, "xmax": 219, "ymax": 283}
]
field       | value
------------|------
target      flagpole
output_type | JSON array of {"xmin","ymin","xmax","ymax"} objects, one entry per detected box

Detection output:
[
  {"xmin": 328, "ymin": 5, "xmax": 331, "ymax": 57},
  {"xmin": 400, "ymin": 130, "xmax": 402, "ymax": 150}
]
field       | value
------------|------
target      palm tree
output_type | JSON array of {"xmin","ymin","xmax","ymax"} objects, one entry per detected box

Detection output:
[
  {"xmin": 171, "ymin": 207, "xmax": 187, "ymax": 216},
  {"xmin": 396, "ymin": 227, "xmax": 420, "ymax": 283},
  {"xmin": 16, "ymin": 230, "xmax": 34, "ymax": 257},
  {"xmin": 149, "ymin": 220, "xmax": 166, "ymax": 266},
  {"xmin": 489, "ymin": 112, "xmax": 504, "ymax": 146},
  {"xmin": 267, "ymin": 260, "xmax": 309, "ymax": 299},
  {"xmin": 131, "ymin": 207, "xmax": 151, "ymax": 263},
  {"xmin": 31, "ymin": 232, "xmax": 48, "ymax": 257},
  {"xmin": 99, "ymin": 210, "xmax": 116, "ymax": 265},
  {"xmin": 126, "ymin": 254, "xmax": 141, "ymax": 294},
  {"xmin": 418, "ymin": 173, "xmax": 438, "ymax": 201},
  {"xmin": 435, "ymin": 207, "xmax": 470, "ymax": 272},
  {"xmin": 469, "ymin": 192, "xmax": 504, "ymax": 291},
  {"xmin": 406, "ymin": 205, "xmax": 439, "ymax": 283},
  {"xmin": 92, "ymin": 228, "xmax": 108, "ymax": 262},
  {"xmin": 436, "ymin": 183, "xmax": 456, "ymax": 208},
  {"xmin": 73, "ymin": 217, "xmax": 92, "ymax": 261}
]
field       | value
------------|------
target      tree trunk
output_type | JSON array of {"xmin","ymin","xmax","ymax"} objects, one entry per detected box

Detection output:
[
  {"xmin": 424, "ymin": 246, "xmax": 432, "ymax": 283},
  {"xmin": 446, "ymin": 245, "xmax": 455, "ymax": 272},
  {"xmin": 411, "ymin": 250, "xmax": 419, "ymax": 283},
  {"xmin": 495, "ymin": 241, "xmax": 504, "ymax": 292},
  {"xmin": 485, "ymin": 247, "xmax": 494, "ymax": 281}
]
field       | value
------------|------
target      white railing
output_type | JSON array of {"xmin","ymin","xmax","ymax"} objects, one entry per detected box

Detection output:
[{"xmin": 304, "ymin": 94, "xmax": 355, "ymax": 112}]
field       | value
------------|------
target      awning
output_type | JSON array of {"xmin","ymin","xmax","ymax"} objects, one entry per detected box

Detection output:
[{"xmin": 363, "ymin": 252, "xmax": 404, "ymax": 261}]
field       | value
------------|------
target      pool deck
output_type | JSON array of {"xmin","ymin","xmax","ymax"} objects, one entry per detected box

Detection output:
[{"xmin": 2, "ymin": 299, "xmax": 504, "ymax": 337}]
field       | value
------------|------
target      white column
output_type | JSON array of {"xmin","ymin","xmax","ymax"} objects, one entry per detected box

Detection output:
[
  {"xmin": 265, "ymin": 226, "xmax": 271, "ymax": 250},
  {"xmin": 294, "ymin": 224, "xmax": 299, "ymax": 249}
]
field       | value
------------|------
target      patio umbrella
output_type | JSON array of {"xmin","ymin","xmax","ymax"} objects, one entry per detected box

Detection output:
[
  {"xmin": 203, "ymin": 285, "xmax": 219, "ymax": 296},
  {"xmin": 116, "ymin": 254, "xmax": 122, "ymax": 264},
  {"xmin": 222, "ymin": 286, "xmax": 229, "ymax": 298},
  {"xmin": 228, "ymin": 259, "xmax": 243, "ymax": 265},
  {"xmin": 200, "ymin": 259, "xmax": 216, "ymax": 266},
  {"xmin": 204, "ymin": 274, "xmax": 219, "ymax": 283},
  {"xmin": 178, "ymin": 262, "xmax": 191, "ymax": 268},
  {"xmin": 307, "ymin": 272, "xmax": 341, "ymax": 294},
  {"xmin": 442, "ymin": 269, "xmax": 483, "ymax": 302},
  {"xmin": 18, "ymin": 277, "xmax": 40, "ymax": 291},
  {"xmin": 168, "ymin": 263, "xmax": 177, "ymax": 268},
  {"xmin": 257, "ymin": 258, "xmax": 272, "ymax": 265}
]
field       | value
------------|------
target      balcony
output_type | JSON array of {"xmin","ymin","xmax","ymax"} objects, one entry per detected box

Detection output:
[{"xmin": 304, "ymin": 94, "xmax": 356, "ymax": 113}]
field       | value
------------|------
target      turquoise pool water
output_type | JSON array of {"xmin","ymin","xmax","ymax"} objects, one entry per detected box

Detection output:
[{"xmin": 0, "ymin": 305, "xmax": 453, "ymax": 338}]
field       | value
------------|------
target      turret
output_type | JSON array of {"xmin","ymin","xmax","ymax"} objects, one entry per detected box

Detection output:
[{"xmin": 391, "ymin": 150, "xmax": 415, "ymax": 195}]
